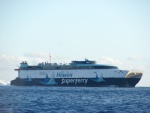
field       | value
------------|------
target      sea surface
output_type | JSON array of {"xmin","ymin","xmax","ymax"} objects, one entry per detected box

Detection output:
[{"xmin": 0, "ymin": 86, "xmax": 150, "ymax": 113}]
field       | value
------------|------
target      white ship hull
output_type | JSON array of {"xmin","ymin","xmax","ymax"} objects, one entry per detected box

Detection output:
[{"xmin": 11, "ymin": 69, "xmax": 142, "ymax": 87}]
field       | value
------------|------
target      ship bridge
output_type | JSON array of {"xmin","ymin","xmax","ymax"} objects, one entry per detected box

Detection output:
[{"xmin": 71, "ymin": 59, "xmax": 96, "ymax": 65}]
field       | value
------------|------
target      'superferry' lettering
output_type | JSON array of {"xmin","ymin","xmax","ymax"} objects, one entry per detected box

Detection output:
[
  {"xmin": 61, "ymin": 79, "xmax": 88, "ymax": 85},
  {"xmin": 57, "ymin": 73, "xmax": 72, "ymax": 78}
]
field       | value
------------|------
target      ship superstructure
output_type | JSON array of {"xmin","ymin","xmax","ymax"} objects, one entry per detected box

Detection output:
[{"xmin": 11, "ymin": 59, "xmax": 143, "ymax": 87}]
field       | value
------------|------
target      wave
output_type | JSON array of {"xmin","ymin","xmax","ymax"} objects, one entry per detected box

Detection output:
[{"xmin": 0, "ymin": 80, "xmax": 10, "ymax": 86}]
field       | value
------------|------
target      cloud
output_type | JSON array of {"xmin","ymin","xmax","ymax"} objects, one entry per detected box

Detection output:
[
  {"xmin": 125, "ymin": 55, "xmax": 150, "ymax": 71},
  {"xmin": 0, "ymin": 53, "xmax": 72, "ymax": 69},
  {"xmin": 99, "ymin": 56, "xmax": 122, "ymax": 66},
  {"xmin": 127, "ymin": 55, "xmax": 142, "ymax": 60},
  {"xmin": 23, "ymin": 53, "xmax": 48, "ymax": 59},
  {"xmin": 123, "ymin": 64, "xmax": 146, "ymax": 71},
  {"xmin": 22, "ymin": 53, "xmax": 72, "ymax": 64},
  {"xmin": 98, "ymin": 56, "xmax": 146, "ymax": 71},
  {"xmin": 0, "ymin": 53, "xmax": 50, "ymax": 67}
]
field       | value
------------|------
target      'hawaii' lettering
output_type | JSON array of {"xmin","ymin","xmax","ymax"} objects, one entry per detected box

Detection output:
[
  {"xmin": 57, "ymin": 72, "xmax": 72, "ymax": 78},
  {"xmin": 61, "ymin": 79, "xmax": 88, "ymax": 85}
]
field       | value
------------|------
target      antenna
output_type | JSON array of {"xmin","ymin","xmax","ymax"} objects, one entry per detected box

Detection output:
[{"xmin": 49, "ymin": 53, "xmax": 51, "ymax": 63}]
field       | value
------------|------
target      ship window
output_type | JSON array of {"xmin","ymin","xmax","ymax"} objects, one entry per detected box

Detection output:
[{"xmin": 92, "ymin": 66, "xmax": 118, "ymax": 69}]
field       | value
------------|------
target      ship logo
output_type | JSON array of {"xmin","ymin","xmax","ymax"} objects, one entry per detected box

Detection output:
[
  {"xmin": 38, "ymin": 73, "xmax": 57, "ymax": 85},
  {"xmin": 91, "ymin": 72, "xmax": 105, "ymax": 82}
]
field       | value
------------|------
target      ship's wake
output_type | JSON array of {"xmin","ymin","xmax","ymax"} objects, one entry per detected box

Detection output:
[{"xmin": 0, "ymin": 80, "xmax": 10, "ymax": 86}]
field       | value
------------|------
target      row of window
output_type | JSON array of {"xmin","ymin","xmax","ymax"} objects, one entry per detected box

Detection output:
[{"xmin": 21, "ymin": 66, "xmax": 118, "ymax": 70}]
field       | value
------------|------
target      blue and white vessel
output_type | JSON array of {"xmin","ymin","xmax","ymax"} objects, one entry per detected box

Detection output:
[{"xmin": 11, "ymin": 59, "xmax": 143, "ymax": 87}]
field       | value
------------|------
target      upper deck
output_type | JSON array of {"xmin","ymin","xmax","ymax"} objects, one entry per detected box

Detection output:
[{"xmin": 15, "ymin": 59, "xmax": 118, "ymax": 70}]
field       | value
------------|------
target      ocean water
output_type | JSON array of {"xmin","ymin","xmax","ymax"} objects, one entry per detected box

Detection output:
[{"xmin": 0, "ymin": 86, "xmax": 150, "ymax": 113}]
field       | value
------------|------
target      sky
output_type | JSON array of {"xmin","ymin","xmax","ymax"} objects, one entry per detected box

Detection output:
[{"xmin": 0, "ymin": 0, "xmax": 150, "ymax": 86}]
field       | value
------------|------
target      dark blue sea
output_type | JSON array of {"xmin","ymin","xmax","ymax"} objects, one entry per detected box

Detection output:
[{"xmin": 0, "ymin": 86, "xmax": 150, "ymax": 113}]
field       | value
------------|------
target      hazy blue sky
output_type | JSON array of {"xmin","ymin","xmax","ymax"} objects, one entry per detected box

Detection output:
[{"xmin": 0, "ymin": 0, "xmax": 150, "ymax": 86}]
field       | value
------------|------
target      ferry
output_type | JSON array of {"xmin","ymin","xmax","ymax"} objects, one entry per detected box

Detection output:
[{"xmin": 11, "ymin": 59, "xmax": 143, "ymax": 87}]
